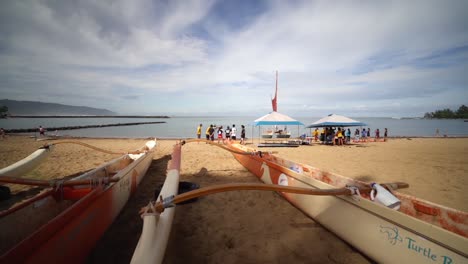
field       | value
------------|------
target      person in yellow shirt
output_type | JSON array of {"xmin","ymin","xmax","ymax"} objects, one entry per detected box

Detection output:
[
  {"xmin": 197, "ymin": 124, "xmax": 202, "ymax": 139},
  {"xmin": 337, "ymin": 128, "xmax": 344, "ymax": 146},
  {"xmin": 205, "ymin": 125, "xmax": 211, "ymax": 140},
  {"xmin": 313, "ymin": 128, "xmax": 319, "ymax": 142}
]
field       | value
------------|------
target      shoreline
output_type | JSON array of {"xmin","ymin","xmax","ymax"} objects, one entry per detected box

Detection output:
[{"xmin": 3, "ymin": 134, "xmax": 468, "ymax": 140}]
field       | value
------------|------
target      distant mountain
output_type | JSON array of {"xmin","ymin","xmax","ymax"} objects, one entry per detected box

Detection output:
[{"xmin": 0, "ymin": 99, "xmax": 116, "ymax": 116}]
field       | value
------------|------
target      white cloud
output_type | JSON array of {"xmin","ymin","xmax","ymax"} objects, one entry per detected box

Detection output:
[{"xmin": 0, "ymin": 0, "xmax": 467, "ymax": 116}]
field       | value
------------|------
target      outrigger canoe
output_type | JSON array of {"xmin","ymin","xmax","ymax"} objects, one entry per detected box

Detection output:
[
  {"xmin": 0, "ymin": 139, "xmax": 156, "ymax": 263},
  {"xmin": 132, "ymin": 140, "xmax": 467, "ymax": 263},
  {"xmin": 227, "ymin": 143, "xmax": 467, "ymax": 263}
]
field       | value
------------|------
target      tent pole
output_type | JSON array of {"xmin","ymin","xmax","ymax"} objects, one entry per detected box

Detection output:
[{"xmin": 251, "ymin": 126, "xmax": 254, "ymax": 145}]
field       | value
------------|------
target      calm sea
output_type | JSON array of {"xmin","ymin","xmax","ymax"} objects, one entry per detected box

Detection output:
[{"xmin": 0, "ymin": 116, "xmax": 467, "ymax": 138}]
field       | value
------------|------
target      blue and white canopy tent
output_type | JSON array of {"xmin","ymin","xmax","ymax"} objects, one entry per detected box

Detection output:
[
  {"xmin": 253, "ymin": 111, "xmax": 304, "ymax": 141},
  {"xmin": 254, "ymin": 111, "xmax": 304, "ymax": 126},
  {"xmin": 306, "ymin": 114, "xmax": 366, "ymax": 128}
]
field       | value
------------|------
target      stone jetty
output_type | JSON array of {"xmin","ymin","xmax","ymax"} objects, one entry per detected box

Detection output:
[{"xmin": 4, "ymin": 121, "xmax": 166, "ymax": 133}]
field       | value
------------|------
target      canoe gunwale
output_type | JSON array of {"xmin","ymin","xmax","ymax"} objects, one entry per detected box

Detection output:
[{"xmin": 1, "ymin": 187, "xmax": 103, "ymax": 262}]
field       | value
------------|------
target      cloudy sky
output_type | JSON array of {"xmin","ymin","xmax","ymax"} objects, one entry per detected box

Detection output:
[{"xmin": 1, "ymin": 0, "xmax": 467, "ymax": 117}]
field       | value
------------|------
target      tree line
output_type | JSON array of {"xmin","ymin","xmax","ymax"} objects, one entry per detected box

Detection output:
[{"xmin": 424, "ymin": 105, "xmax": 468, "ymax": 119}]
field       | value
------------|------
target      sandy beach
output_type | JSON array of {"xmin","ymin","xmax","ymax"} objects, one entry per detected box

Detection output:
[{"xmin": 1, "ymin": 136, "xmax": 467, "ymax": 263}]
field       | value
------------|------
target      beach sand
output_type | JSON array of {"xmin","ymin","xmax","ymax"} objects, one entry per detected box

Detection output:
[{"xmin": 1, "ymin": 136, "xmax": 467, "ymax": 263}]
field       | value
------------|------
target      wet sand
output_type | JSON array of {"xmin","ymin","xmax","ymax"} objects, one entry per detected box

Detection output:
[{"xmin": 0, "ymin": 136, "xmax": 466, "ymax": 263}]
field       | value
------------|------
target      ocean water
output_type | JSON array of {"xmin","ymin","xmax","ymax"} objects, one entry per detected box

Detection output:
[{"xmin": 0, "ymin": 116, "xmax": 467, "ymax": 138}]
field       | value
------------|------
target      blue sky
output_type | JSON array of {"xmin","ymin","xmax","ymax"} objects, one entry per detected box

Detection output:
[{"xmin": 0, "ymin": 0, "xmax": 467, "ymax": 117}]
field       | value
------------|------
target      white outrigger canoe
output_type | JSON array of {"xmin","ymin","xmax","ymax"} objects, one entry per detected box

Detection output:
[
  {"xmin": 228, "ymin": 143, "xmax": 467, "ymax": 263},
  {"xmin": 0, "ymin": 145, "xmax": 53, "ymax": 177}
]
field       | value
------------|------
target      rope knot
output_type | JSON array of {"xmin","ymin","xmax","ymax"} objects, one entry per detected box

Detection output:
[
  {"xmin": 346, "ymin": 185, "xmax": 361, "ymax": 201},
  {"xmin": 161, "ymin": 195, "xmax": 176, "ymax": 209}
]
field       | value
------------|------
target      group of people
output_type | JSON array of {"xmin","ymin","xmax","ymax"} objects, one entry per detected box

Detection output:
[
  {"xmin": 311, "ymin": 127, "xmax": 350, "ymax": 146},
  {"xmin": 311, "ymin": 127, "xmax": 388, "ymax": 145},
  {"xmin": 353, "ymin": 127, "xmax": 388, "ymax": 142},
  {"xmin": 197, "ymin": 124, "xmax": 246, "ymax": 144}
]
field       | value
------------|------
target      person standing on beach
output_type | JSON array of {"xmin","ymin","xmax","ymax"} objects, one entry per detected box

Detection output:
[
  {"xmin": 231, "ymin": 124, "xmax": 237, "ymax": 141},
  {"xmin": 217, "ymin": 126, "xmax": 224, "ymax": 144},
  {"xmin": 313, "ymin": 128, "xmax": 319, "ymax": 142},
  {"xmin": 361, "ymin": 128, "xmax": 367, "ymax": 142},
  {"xmin": 0, "ymin": 128, "xmax": 5, "ymax": 139},
  {"xmin": 322, "ymin": 127, "xmax": 328, "ymax": 144},
  {"xmin": 39, "ymin": 126, "xmax": 45, "ymax": 137},
  {"xmin": 225, "ymin": 126, "xmax": 231, "ymax": 140},
  {"xmin": 209, "ymin": 125, "xmax": 215, "ymax": 141},
  {"xmin": 240, "ymin": 125, "xmax": 246, "ymax": 144},
  {"xmin": 375, "ymin": 128, "xmax": 380, "ymax": 140},
  {"xmin": 345, "ymin": 128, "xmax": 351, "ymax": 144},
  {"xmin": 205, "ymin": 125, "xmax": 211, "ymax": 140},
  {"xmin": 354, "ymin": 128, "xmax": 360, "ymax": 142},
  {"xmin": 384, "ymin": 128, "xmax": 388, "ymax": 141},
  {"xmin": 336, "ymin": 128, "xmax": 344, "ymax": 146},
  {"xmin": 197, "ymin": 124, "xmax": 203, "ymax": 139}
]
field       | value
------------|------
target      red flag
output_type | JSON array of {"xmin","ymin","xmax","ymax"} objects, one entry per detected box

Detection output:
[{"xmin": 271, "ymin": 71, "xmax": 278, "ymax": 112}]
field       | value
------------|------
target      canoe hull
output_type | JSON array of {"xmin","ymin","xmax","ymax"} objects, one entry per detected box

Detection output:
[
  {"xmin": 0, "ymin": 140, "xmax": 156, "ymax": 263},
  {"xmin": 230, "ymin": 144, "xmax": 467, "ymax": 263}
]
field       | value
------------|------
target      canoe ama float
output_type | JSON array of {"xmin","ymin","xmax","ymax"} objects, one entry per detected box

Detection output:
[
  {"xmin": 131, "ymin": 143, "xmax": 181, "ymax": 264},
  {"xmin": 0, "ymin": 145, "xmax": 53, "ymax": 178}
]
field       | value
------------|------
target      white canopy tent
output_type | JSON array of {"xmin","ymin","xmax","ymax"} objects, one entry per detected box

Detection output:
[
  {"xmin": 252, "ymin": 111, "xmax": 304, "ymax": 142},
  {"xmin": 254, "ymin": 111, "xmax": 304, "ymax": 126},
  {"xmin": 306, "ymin": 114, "xmax": 366, "ymax": 128}
]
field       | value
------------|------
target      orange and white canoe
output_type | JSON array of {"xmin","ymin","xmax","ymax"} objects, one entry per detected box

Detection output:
[
  {"xmin": 0, "ymin": 139, "xmax": 156, "ymax": 263},
  {"xmin": 228, "ymin": 143, "xmax": 467, "ymax": 264}
]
